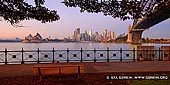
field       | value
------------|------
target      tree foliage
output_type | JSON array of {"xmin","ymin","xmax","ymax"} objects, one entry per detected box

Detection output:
[
  {"xmin": 62, "ymin": 0, "xmax": 169, "ymax": 21},
  {"xmin": 0, "ymin": 0, "xmax": 169, "ymax": 26},
  {"xmin": 0, "ymin": 0, "xmax": 60, "ymax": 25}
]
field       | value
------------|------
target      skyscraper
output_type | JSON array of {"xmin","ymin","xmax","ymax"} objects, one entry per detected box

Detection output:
[
  {"xmin": 80, "ymin": 33, "xmax": 85, "ymax": 41},
  {"xmin": 103, "ymin": 29, "xmax": 107, "ymax": 41},
  {"xmin": 72, "ymin": 28, "xmax": 81, "ymax": 41},
  {"xmin": 76, "ymin": 28, "xmax": 80, "ymax": 34},
  {"xmin": 89, "ymin": 30, "xmax": 92, "ymax": 41},
  {"xmin": 84, "ymin": 30, "xmax": 89, "ymax": 41},
  {"xmin": 76, "ymin": 28, "xmax": 80, "ymax": 41},
  {"xmin": 111, "ymin": 31, "xmax": 115, "ymax": 40},
  {"xmin": 72, "ymin": 30, "xmax": 76, "ymax": 41},
  {"xmin": 108, "ymin": 31, "xmax": 111, "ymax": 41},
  {"xmin": 95, "ymin": 32, "xmax": 99, "ymax": 41}
]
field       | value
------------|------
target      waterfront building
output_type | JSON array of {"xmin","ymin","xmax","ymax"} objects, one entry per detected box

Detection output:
[
  {"xmin": 103, "ymin": 29, "xmax": 107, "ymax": 41},
  {"xmin": 76, "ymin": 28, "xmax": 80, "ymax": 41},
  {"xmin": 111, "ymin": 31, "xmax": 115, "ymax": 40},
  {"xmin": 70, "ymin": 28, "xmax": 116, "ymax": 42},
  {"xmin": 99, "ymin": 34, "xmax": 103, "ymax": 41},
  {"xmin": 80, "ymin": 33, "xmax": 85, "ymax": 41},
  {"xmin": 84, "ymin": 30, "xmax": 89, "ymax": 41},
  {"xmin": 34, "ymin": 33, "xmax": 43, "ymax": 40},
  {"xmin": 118, "ymin": 33, "xmax": 126, "ymax": 38},
  {"xmin": 23, "ymin": 33, "xmax": 44, "ymax": 43},
  {"xmin": 72, "ymin": 28, "xmax": 81, "ymax": 41},
  {"xmin": 95, "ymin": 32, "xmax": 100, "ymax": 42},
  {"xmin": 91, "ymin": 34, "xmax": 96, "ymax": 42},
  {"xmin": 89, "ymin": 30, "xmax": 92, "ymax": 41},
  {"xmin": 72, "ymin": 30, "xmax": 76, "ymax": 41},
  {"xmin": 25, "ymin": 34, "xmax": 33, "ymax": 40},
  {"xmin": 76, "ymin": 28, "xmax": 80, "ymax": 34},
  {"xmin": 108, "ymin": 31, "xmax": 111, "ymax": 41}
]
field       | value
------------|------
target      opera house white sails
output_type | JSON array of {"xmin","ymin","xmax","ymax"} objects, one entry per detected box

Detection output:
[{"xmin": 23, "ymin": 33, "xmax": 44, "ymax": 43}]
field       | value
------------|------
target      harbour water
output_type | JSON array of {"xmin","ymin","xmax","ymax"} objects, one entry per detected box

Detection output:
[{"xmin": 0, "ymin": 42, "xmax": 169, "ymax": 50}]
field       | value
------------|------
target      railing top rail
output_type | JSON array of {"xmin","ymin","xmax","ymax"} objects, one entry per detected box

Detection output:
[{"xmin": 0, "ymin": 49, "xmax": 169, "ymax": 52}]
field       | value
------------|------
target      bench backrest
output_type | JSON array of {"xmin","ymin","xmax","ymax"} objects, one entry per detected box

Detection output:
[
  {"xmin": 34, "ymin": 65, "xmax": 84, "ymax": 75},
  {"xmin": 137, "ymin": 46, "xmax": 155, "ymax": 61},
  {"xmin": 161, "ymin": 46, "xmax": 170, "ymax": 60}
]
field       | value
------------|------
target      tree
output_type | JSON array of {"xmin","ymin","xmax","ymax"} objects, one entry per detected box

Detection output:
[
  {"xmin": 0, "ymin": 0, "xmax": 168, "ymax": 26},
  {"xmin": 62, "ymin": 0, "xmax": 169, "ymax": 21},
  {"xmin": 0, "ymin": 0, "xmax": 60, "ymax": 26}
]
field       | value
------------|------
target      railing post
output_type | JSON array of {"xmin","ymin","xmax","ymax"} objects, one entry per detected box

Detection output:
[
  {"xmin": 133, "ymin": 48, "xmax": 136, "ymax": 62},
  {"xmin": 21, "ymin": 48, "xmax": 24, "ymax": 64},
  {"xmin": 94, "ymin": 48, "xmax": 96, "ymax": 62},
  {"xmin": 120, "ymin": 48, "xmax": 122, "ymax": 62},
  {"xmin": 37, "ymin": 48, "xmax": 40, "ymax": 63},
  {"xmin": 80, "ymin": 48, "xmax": 83, "ymax": 62},
  {"xmin": 67, "ymin": 48, "xmax": 69, "ymax": 63},
  {"xmin": 107, "ymin": 47, "xmax": 109, "ymax": 62},
  {"xmin": 158, "ymin": 48, "xmax": 161, "ymax": 61},
  {"xmin": 52, "ymin": 47, "xmax": 55, "ymax": 63},
  {"xmin": 5, "ymin": 48, "xmax": 7, "ymax": 64}
]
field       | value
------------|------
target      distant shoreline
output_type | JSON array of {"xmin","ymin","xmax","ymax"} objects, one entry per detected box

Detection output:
[{"xmin": 0, "ymin": 41, "xmax": 170, "ymax": 44}]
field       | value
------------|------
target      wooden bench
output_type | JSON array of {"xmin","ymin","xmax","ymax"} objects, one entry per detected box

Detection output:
[
  {"xmin": 137, "ymin": 46, "xmax": 155, "ymax": 61},
  {"xmin": 161, "ymin": 46, "xmax": 170, "ymax": 61},
  {"xmin": 34, "ymin": 65, "xmax": 84, "ymax": 81}
]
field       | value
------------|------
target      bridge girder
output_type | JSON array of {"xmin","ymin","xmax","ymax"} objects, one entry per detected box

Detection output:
[{"xmin": 132, "ymin": 0, "xmax": 170, "ymax": 30}]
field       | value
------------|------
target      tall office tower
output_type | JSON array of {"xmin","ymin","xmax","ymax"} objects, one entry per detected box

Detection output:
[
  {"xmin": 72, "ymin": 30, "xmax": 76, "ymax": 41},
  {"xmin": 99, "ymin": 34, "xmax": 103, "ymax": 41},
  {"xmin": 91, "ymin": 34, "xmax": 96, "ymax": 42},
  {"xmin": 103, "ymin": 29, "xmax": 107, "ymax": 41},
  {"xmin": 111, "ymin": 31, "xmax": 115, "ymax": 40},
  {"xmin": 84, "ymin": 30, "xmax": 89, "ymax": 41},
  {"xmin": 76, "ymin": 28, "xmax": 80, "ymax": 34},
  {"xmin": 80, "ymin": 33, "xmax": 85, "ymax": 41},
  {"xmin": 108, "ymin": 31, "xmax": 111, "ymax": 41},
  {"xmin": 85, "ymin": 30, "xmax": 87, "ymax": 34},
  {"xmin": 95, "ymin": 32, "xmax": 99, "ymax": 41},
  {"xmin": 89, "ymin": 30, "xmax": 92, "ymax": 41},
  {"xmin": 76, "ymin": 28, "xmax": 80, "ymax": 41}
]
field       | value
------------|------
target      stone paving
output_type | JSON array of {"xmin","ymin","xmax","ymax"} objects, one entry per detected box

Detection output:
[{"xmin": 0, "ymin": 61, "xmax": 170, "ymax": 77}]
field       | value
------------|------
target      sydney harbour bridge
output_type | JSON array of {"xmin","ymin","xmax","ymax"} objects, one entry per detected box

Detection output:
[{"xmin": 127, "ymin": 0, "xmax": 170, "ymax": 43}]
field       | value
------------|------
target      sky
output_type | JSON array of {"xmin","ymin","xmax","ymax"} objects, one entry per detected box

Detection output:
[{"xmin": 0, "ymin": 0, "xmax": 170, "ymax": 39}]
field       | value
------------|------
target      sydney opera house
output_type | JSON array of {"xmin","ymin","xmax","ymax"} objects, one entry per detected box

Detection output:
[{"xmin": 22, "ymin": 33, "xmax": 44, "ymax": 43}]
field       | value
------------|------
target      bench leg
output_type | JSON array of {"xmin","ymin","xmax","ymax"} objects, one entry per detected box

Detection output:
[{"xmin": 38, "ymin": 67, "xmax": 43, "ymax": 82}]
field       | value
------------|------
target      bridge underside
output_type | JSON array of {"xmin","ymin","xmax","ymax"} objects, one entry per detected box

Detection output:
[
  {"xmin": 132, "ymin": 4, "xmax": 170, "ymax": 30},
  {"xmin": 128, "ymin": 3, "xmax": 170, "ymax": 43}
]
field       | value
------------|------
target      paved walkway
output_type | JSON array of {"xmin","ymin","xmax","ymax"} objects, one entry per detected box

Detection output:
[{"xmin": 0, "ymin": 61, "xmax": 170, "ymax": 77}]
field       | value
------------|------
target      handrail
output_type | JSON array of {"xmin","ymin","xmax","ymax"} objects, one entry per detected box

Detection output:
[{"xmin": 0, "ymin": 47, "xmax": 169, "ymax": 64}]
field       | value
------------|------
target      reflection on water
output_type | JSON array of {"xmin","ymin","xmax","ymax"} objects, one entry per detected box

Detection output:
[
  {"xmin": 0, "ymin": 42, "xmax": 169, "ymax": 50},
  {"xmin": 88, "ymin": 43, "xmax": 92, "ymax": 49},
  {"xmin": 128, "ymin": 43, "xmax": 138, "ymax": 50}
]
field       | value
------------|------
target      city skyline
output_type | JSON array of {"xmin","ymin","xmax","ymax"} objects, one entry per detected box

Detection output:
[
  {"xmin": 71, "ymin": 28, "xmax": 116, "ymax": 42},
  {"xmin": 0, "ymin": 0, "xmax": 170, "ymax": 39}
]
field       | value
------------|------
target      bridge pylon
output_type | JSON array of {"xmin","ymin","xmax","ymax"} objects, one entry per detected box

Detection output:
[
  {"xmin": 127, "ymin": 24, "xmax": 143, "ymax": 44},
  {"xmin": 127, "ymin": 25, "xmax": 133, "ymax": 43}
]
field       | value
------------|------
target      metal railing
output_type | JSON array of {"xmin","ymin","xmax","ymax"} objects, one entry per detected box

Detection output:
[{"xmin": 0, "ymin": 48, "xmax": 169, "ymax": 64}]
